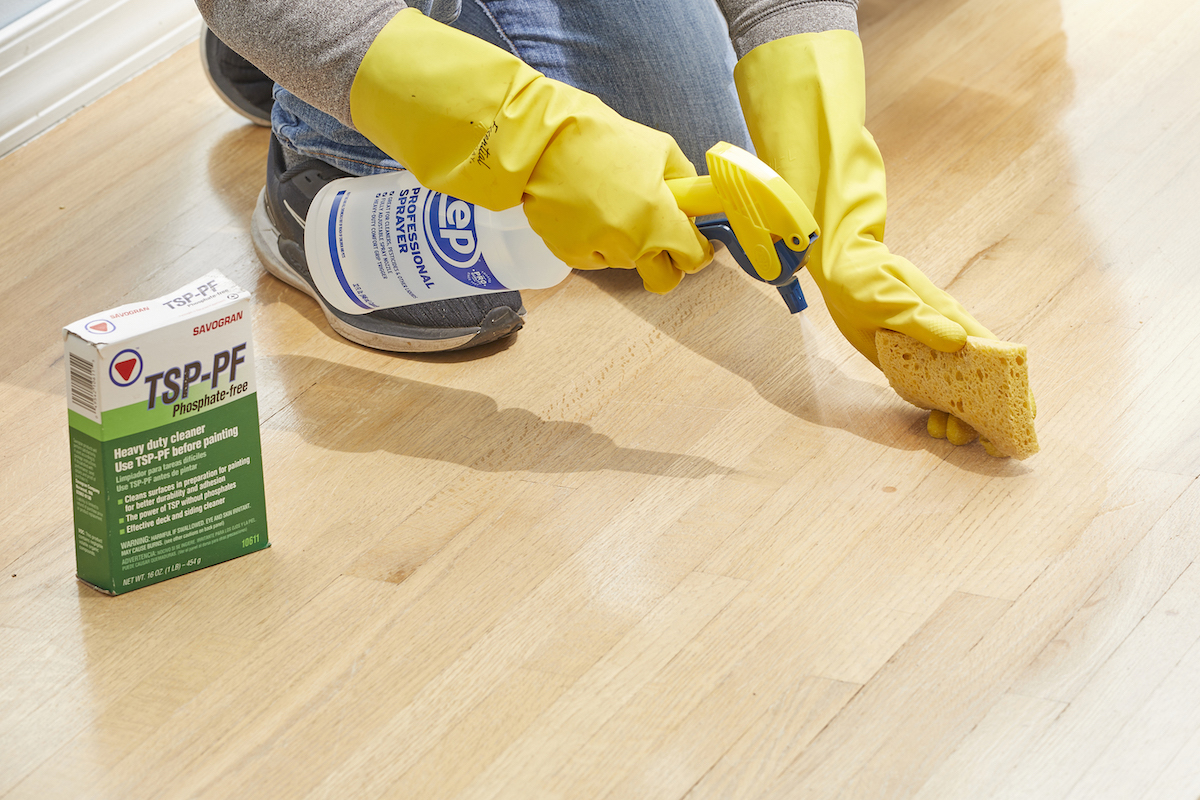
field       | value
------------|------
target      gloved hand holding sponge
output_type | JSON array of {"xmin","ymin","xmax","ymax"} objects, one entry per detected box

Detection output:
[
  {"xmin": 348, "ymin": 7, "xmax": 711, "ymax": 294},
  {"xmin": 735, "ymin": 30, "xmax": 1022, "ymax": 451}
]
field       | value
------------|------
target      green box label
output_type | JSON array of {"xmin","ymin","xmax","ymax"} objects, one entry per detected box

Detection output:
[{"xmin": 71, "ymin": 395, "xmax": 268, "ymax": 593}]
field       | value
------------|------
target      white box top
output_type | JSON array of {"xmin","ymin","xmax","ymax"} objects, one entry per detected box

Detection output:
[{"xmin": 64, "ymin": 271, "xmax": 247, "ymax": 344}]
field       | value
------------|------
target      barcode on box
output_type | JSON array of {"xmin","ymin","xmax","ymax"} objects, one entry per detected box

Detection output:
[{"xmin": 68, "ymin": 352, "xmax": 98, "ymax": 415}]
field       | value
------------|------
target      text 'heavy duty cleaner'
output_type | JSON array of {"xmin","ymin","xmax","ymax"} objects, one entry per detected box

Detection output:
[{"xmin": 64, "ymin": 272, "xmax": 268, "ymax": 595}]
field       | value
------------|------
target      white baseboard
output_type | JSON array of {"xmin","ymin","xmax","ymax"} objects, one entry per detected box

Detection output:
[{"xmin": 0, "ymin": 0, "xmax": 201, "ymax": 158}]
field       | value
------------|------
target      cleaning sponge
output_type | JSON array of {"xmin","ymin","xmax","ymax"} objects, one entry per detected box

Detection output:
[{"xmin": 876, "ymin": 330, "xmax": 1038, "ymax": 459}]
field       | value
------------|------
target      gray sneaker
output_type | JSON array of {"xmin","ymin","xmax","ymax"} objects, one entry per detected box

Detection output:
[
  {"xmin": 251, "ymin": 134, "xmax": 525, "ymax": 352},
  {"xmin": 198, "ymin": 23, "xmax": 273, "ymax": 127}
]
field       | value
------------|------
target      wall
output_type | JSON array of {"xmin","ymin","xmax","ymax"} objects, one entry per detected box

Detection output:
[
  {"xmin": 1, "ymin": 0, "xmax": 52, "ymax": 28},
  {"xmin": 0, "ymin": 0, "xmax": 200, "ymax": 157}
]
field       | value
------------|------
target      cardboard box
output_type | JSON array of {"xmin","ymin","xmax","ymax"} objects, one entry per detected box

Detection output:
[{"xmin": 64, "ymin": 271, "xmax": 269, "ymax": 594}]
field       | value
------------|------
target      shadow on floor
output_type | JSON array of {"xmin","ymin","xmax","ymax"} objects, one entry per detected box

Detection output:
[{"xmin": 264, "ymin": 353, "xmax": 734, "ymax": 479}]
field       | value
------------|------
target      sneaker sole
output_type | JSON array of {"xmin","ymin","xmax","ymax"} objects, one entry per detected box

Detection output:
[{"xmin": 251, "ymin": 189, "xmax": 523, "ymax": 352}]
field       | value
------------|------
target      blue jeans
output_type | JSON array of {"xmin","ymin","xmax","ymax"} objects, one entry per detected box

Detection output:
[{"xmin": 271, "ymin": 0, "xmax": 751, "ymax": 177}]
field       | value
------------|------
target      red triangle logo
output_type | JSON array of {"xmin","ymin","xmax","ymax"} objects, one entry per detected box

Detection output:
[{"xmin": 115, "ymin": 359, "xmax": 138, "ymax": 381}]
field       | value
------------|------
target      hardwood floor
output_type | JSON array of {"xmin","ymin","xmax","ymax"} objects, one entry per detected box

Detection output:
[{"xmin": 3, "ymin": 0, "xmax": 1200, "ymax": 797}]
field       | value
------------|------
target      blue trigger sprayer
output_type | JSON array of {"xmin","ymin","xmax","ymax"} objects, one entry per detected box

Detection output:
[
  {"xmin": 304, "ymin": 141, "xmax": 819, "ymax": 315},
  {"xmin": 667, "ymin": 141, "xmax": 820, "ymax": 313}
]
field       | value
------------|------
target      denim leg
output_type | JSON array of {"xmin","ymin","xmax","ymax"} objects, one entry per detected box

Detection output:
[
  {"xmin": 272, "ymin": 0, "xmax": 749, "ymax": 176},
  {"xmin": 459, "ymin": 0, "xmax": 750, "ymax": 170},
  {"xmin": 271, "ymin": 85, "xmax": 405, "ymax": 176}
]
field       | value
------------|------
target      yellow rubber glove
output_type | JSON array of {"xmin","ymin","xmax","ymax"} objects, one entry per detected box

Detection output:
[
  {"xmin": 733, "ymin": 31, "xmax": 995, "ymax": 367},
  {"xmin": 349, "ymin": 8, "xmax": 711, "ymax": 293}
]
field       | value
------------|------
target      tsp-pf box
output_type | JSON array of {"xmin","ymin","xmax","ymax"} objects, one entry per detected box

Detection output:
[{"xmin": 64, "ymin": 271, "xmax": 269, "ymax": 594}]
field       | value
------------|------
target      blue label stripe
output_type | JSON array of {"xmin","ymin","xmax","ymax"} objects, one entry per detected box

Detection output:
[{"xmin": 327, "ymin": 190, "xmax": 372, "ymax": 310}]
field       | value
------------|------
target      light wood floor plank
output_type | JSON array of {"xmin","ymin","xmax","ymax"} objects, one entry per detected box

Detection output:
[
  {"xmin": 1066, "ymin": 630, "xmax": 1200, "ymax": 800},
  {"xmin": 766, "ymin": 469, "xmax": 1189, "ymax": 799},
  {"xmin": 989, "ymin": 505, "xmax": 1200, "ymax": 798},
  {"xmin": 1012, "ymin": 478, "xmax": 1200, "ymax": 702},
  {"xmin": 910, "ymin": 692, "xmax": 1067, "ymax": 800},
  {"xmin": 1137, "ymin": 722, "xmax": 1200, "ymax": 800},
  {"xmin": 760, "ymin": 591, "xmax": 1015, "ymax": 799}
]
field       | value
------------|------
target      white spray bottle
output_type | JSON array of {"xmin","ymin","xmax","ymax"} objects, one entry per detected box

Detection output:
[
  {"xmin": 304, "ymin": 142, "xmax": 818, "ymax": 315},
  {"xmin": 305, "ymin": 170, "xmax": 570, "ymax": 314}
]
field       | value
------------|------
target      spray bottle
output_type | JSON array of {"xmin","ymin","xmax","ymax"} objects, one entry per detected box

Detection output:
[{"xmin": 304, "ymin": 142, "xmax": 819, "ymax": 315}]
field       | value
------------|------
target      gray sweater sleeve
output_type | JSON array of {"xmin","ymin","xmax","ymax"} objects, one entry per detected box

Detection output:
[{"xmin": 717, "ymin": 0, "xmax": 859, "ymax": 59}]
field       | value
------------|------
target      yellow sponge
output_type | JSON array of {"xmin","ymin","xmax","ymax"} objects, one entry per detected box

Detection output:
[{"xmin": 876, "ymin": 330, "xmax": 1038, "ymax": 459}]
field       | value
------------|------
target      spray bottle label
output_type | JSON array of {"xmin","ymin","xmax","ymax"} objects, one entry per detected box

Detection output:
[{"xmin": 322, "ymin": 181, "xmax": 507, "ymax": 312}]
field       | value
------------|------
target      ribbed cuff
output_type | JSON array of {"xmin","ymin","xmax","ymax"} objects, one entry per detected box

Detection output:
[{"xmin": 727, "ymin": 0, "xmax": 859, "ymax": 59}]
